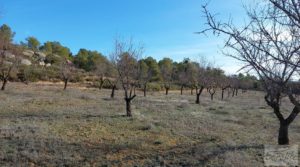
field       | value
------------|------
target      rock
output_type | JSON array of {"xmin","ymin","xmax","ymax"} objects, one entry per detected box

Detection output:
[
  {"xmin": 21, "ymin": 59, "xmax": 32, "ymax": 66},
  {"xmin": 34, "ymin": 52, "xmax": 47, "ymax": 61},
  {"xmin": 4, "ymin": 51, "xmax": 15, "ymax": 59},
  {"xmin": 39, "ymin": 61, "xmax": 45, "ymax": 66},
  {"xmin": 53, "ymin": 54, "xmax": 60, "ymax": 58},
  {"xmin": 35, "ymin": 52, "xmax": 46, "ymax": 58},
  {"xmin": 3, "ymin": 61, "xmax": 13, "ymax": 65},
  {"xmin": 23, "ymin": 50, "xmax": 34, "ymax": 57}
]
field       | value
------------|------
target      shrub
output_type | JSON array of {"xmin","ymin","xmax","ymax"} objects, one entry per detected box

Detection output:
[{"xmin": 147, "ymin": 83, "xmax": 161, "ymax": 91}]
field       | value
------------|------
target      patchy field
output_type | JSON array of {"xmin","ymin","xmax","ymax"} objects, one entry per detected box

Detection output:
[{"xmin": 0, "ymin": 82, "xmax": 299, "ymax": 166}]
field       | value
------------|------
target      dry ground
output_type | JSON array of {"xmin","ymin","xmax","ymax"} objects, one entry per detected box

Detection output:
[{"xmin": 0, "ymin": 82, "xmax": 299, "ymax": 166}]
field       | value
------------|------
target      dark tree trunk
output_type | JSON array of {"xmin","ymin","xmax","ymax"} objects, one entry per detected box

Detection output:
[
  {"xmin": 1, "ymin": 79, "xmax": 7, "ymax": 91},
  {"xmin": 278, "ymin": 122, "xmax": 289, "ymax": 145},
  {"xmin": 111, "ymin": 85, "xmax": 116, "ymax": 98},
  {"xmin": 209, "ymin": 88, "xmax": 216, "ymax": 101},
  {"xmin": 222, "ymin": 89, "xmax": 225, "ymax": 100},
  {"xmin": 276, "ymin": 106, "xmax": 300, "ymax": 145},
  {"xmin": 180, "ymin": 85, "xmax": 184, "ymax": 95},
  {"xmin": 165, "ymin": 87, "xmax": 169, "ymax": 95},
  {"xmin": 196, "ymin": 93, "xmax": 201, "ymax": 104},
  {"xmin": 125, "ymin": 98, "xmax": 132, "ymax": 117},
  {"xmin": 143, "ymin": 85, "xmax": 147, "ymax": 97},
  {"xmin": 195, "ymin": 86, "xmax": 204, "ymax": 104},
  {"xmin": 63, "ymin": 79, "xmax": 68, "ymax": 90}
]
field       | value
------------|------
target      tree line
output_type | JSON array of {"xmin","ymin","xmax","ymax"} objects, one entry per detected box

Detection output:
[{"xmin": 0, "ymin": 23, "xmax": 260, "ymax": 116}]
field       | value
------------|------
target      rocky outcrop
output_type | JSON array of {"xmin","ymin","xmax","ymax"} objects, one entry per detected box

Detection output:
[
  {"xmin": 3, "ymin": 61, "xmax": 13, "ymax": 65},
  {"xmin": 22, "ymin": 50, "xmax": 35, "ymax": 57},
  {"xmin": 21, "ymin": 59, "xmax": 32, "ymax": 66},
  {"xmin": 4, "ymin": 49, "xmax": 53, "ymax": 67},
  {"xmin": 4, "ymin": 51, "xmax": 15, "ymax": 59},
  {"xmin": 35, "ymin": 52, "xmax": 46, "ymax": 59}
]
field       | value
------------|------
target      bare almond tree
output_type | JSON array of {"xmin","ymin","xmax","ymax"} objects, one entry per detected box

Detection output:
[
  {"xmin": 219, "ymin": 76, "xmax": 230, "ymax": 100},
  {"xmin": 94, "ymin": 61, "xmax": 108, "ymax": 90},
  {"xmin": 206, "ymin": 68, "xmax": 222, "ymax": 101},
  {"xmin": 229, "ymin": 76, "xmax": 240, "ymax": 97},
  {"xmin": 195, "ymin": 66, "xmax": 206, "ymax": 104},
  {"xmin": 60, "ymin": 58, "xmax": 76, "ymax": 90},
  {"xmin": 0, "ymin": 42, "xmax": 23, "ymax": 91},
  {"xmin": 110, "ymin": 38, "xmax": 144, "ymax": 117},
  {"xmin": 201, "ymin": 1, "xmax": 300, "ymax": 145},
  {"xmin": 159, "ymin": 58, "xmax": 173, "ymax": 96},
  {"xmin": 105, "ymin": 78, "xmax": 119, "ymax": 99},
  {"xmin": 187, "ymin": 62, "xmax": 199, "ymax": 96},
  {"xmin": 137, "ymin": 60, "xmax": 153, "ymax": 97}
]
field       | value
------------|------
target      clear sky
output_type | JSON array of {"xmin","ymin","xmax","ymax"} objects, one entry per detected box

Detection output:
[{"xmin": 0, "ymin": 0, "xmax": 249, "ymax": 74}]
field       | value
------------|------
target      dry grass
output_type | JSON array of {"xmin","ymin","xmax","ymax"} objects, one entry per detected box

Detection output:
[{"xmin": 0, "ymin": 82, "xmax": 299, "ymax": 166}]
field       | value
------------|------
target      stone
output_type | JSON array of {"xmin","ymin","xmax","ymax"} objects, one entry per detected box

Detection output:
[
  {"xmin": 23, "ymin": 50, "xmax": 34, "ymax": 57},
  {"xmin": 3, "ymin": 61, "xmax": 13, "ymax": 65},
  {"xmin": 4, "ymin": 51, "xmax": 15, "ymax": 59},
  {"xmin": 21, "ymin": 59, "xmax": 32, "ymax": 66},
  {"xmin": 39, "ymin": 61, "xmax": 45, "ymax": 66}
]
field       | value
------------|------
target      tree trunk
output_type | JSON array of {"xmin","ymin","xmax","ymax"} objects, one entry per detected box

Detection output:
[
  {"xmin": 180, "ymin": 85, "xmax": 184, "ymax": 95},
  {"xmin": 165, "ymin": 87, "xmax": 169, "ymax": 95},
  {"xmin": 63, "ymin": 79, "xmax": 68, "ymax": 90},
  {"xmin": 278, "ymin": 122, "xmax": 289, "ymax": 145},
  {"xmin": 143, "ymin": 85, "xmax": 147, "ymax": 97},
  {"xmin": 209, "ymin": 88, "xmax": 215, "ymax": 101},
  {"xmin": 99, "ymin": 80, "xmax": 104, "ymax": 90},
  {"xmin": 1, "ymin": 79, "xmax": 7, "ymax": 91},
  {"xmin": 195, "ymin": 86, "xmax": 204, "ymax": 104},
  {"xmin": 125, "ymin": 98, "xmax": 132, "ymax": 117},
  {"xmin": 111, "ymin": 85, "xmax": 116, "ymax": 98},
  {"xmin": 196, "ymin": 93, "xmax": 200, "ymax": 104},
  {"xmin": 222, "ymin": 89, "xmax": 225, "ymax": 100}
]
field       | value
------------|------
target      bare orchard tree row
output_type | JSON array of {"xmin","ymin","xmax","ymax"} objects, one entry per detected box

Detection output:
[{"xmin": 0, "ymin": 25, "xmax": 251, "ymax": 121}]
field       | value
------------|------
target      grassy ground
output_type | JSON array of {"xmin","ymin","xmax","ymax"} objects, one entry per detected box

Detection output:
[{"xmin": 0, "ymin": 82, "xmax": 299, "ymax": 166}]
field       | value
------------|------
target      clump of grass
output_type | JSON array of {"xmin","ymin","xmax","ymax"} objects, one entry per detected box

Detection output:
[
  {"xmin": 137, "ymin": 124, "xmax": 152, "ymax": 131},
  {"xmin": 213, "ymin": 110, "xmax": 229, "ymax": 115},
  {"xmin": 153, "ymin": 140, "xmax": 162, "ymax": 145},
  {"xmin": 79, "ymin": 94, "xmax": 92, "ymax": 100},
  {"xmin": 208, "ymin": 107, "xmax": 216, "ymax": 111}
]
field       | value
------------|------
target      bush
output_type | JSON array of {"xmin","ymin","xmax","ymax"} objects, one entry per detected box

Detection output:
[
  {"xmin": 69, "ymin": 72, "xmax": 84, "ymax": 83},
  {"xmin": 147, "ymin": 83, "xmax": 161, "ymax": 91},
  {"xmin": 23, "ymin": 66, "xmax": 46, "ymax": 82},
  {"xmin": 44, "ymin": 67, "xmax": 60, "ymax": 80}
]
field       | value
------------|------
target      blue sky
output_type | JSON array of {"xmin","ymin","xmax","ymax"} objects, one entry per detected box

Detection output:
[{"xmin": 0, "ymin": 0, "xmax": 249, "ymax": 74}]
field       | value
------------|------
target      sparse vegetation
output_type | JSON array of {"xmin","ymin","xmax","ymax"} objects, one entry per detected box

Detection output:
[
  {"xmin": 1, "ymin": 0, "xmax": 300, "ymax": 166},
  {"xmin": 0, "ymin": 82, "xmax": 298, "ymax": 166}
]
